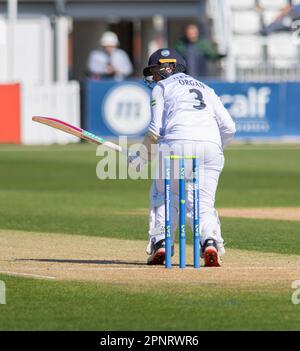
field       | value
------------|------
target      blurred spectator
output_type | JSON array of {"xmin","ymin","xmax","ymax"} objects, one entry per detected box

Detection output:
[
  {"xmin": 87, "ymin": 31, "xmax": 133, "ymax": 80},
  {"xmin": 174, "ymin": 24, "xmax": 225, "ymax": 78}
]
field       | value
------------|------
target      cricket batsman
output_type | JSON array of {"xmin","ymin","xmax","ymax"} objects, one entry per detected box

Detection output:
[{"xmin": 130, "ymin": 48, "xmax": 236, "ymax": 267}]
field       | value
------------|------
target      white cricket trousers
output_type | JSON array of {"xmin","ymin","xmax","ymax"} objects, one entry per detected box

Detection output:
[{"xmin": 147, "ymin": 140, "xmax": 225, "ymax": 255}]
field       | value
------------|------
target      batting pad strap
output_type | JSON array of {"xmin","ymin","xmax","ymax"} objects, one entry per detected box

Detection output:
[{"xmin": 150, "ymin": 181, "xmax": 165, "ymax": 207}]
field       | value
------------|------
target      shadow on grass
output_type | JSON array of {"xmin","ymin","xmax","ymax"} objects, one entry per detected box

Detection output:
[{"xmin": 16, "ymin": 258, "xmax": 148, "ymax": 266}]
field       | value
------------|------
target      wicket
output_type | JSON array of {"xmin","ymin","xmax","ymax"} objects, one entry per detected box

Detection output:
[{"xmin": 164, "ymin": 155, "xmax": 200, "ymax": 269}]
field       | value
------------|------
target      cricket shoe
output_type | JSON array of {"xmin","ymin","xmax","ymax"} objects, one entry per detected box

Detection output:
[
  {"xmin": 203, "ymin": 239, "xmax": 222, "ymax": 267},
  {"xmin": 147, "ymin": 240, "xmax": 174, "ymax": 265}
]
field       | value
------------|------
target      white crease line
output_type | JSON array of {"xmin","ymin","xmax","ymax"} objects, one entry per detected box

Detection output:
[
  {"xmin": 47, "ymin": 266, "xmax": 299, "ymax": 271},
  {"xmin": 0, "ymin": 271, "xmax": 56, "ymax": 280}
]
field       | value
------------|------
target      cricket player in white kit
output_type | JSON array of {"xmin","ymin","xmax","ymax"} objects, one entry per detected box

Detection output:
[{"xmin": 135, "ymin": 48, "xmax": 236, "ymax": 267}]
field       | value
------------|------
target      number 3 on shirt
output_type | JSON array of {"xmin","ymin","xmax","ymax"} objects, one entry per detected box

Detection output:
[{"xmin": 189, "ymin": 89, "xmax": 206, "ymax": 110}]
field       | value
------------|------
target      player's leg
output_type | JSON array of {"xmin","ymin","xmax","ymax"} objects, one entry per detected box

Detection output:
[
  {"xmin": 146, "ymin": 180, "xmax": 179, "ymax": 265},
  {"xmin": 146, "ymin": 141, "xmax": 196, "ymax": 265},
  {"xmin": 186, "ymin": 142, "xmax": 225, "ymax": 266},
  {"xmin": 146, "ymin": 141, "xmax": 185, "ymax": 265}
]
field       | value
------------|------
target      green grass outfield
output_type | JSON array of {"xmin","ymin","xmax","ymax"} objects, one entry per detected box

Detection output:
[
  {"xmin": 1, "ymin": 274, "xmax": 299, "ymax": 331},
  {"xmin": 0, "ymin": 143, "xmax": 299, "ymax": 330}
]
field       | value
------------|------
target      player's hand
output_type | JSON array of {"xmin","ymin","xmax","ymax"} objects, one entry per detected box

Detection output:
[
  {"xmin": 128, "ymin": 151, "xmax": 147, "ymax": 171},
  {"xmin": 128, "ymin": 151, "xmax": 139, "ymax": 164}
]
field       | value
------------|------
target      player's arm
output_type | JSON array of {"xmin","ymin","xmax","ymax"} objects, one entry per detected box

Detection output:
[
  {"xmin": 129, "ymin": 84, "xmax": 164, "ymax": 164},
  {"xmin": 141, "ymin": 84, "xmax": 164, "ymax": 160},
  {"xmin": 211, "ymin": 89, "xmax": 236, "ymax": 149}
]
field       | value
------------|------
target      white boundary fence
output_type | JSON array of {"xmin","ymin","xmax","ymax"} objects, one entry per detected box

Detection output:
[{"xmin": 21, "ymin": 81, "xmax": 80, "ymax": 145}]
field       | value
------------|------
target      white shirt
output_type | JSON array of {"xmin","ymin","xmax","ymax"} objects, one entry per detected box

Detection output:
[
  {"xmin": 148, "ymin": 73, "xmax": 236, "ymax": 149},
  {"xmin": 87, "ymin": 48, "xmax": 133, "ymax": 80}
]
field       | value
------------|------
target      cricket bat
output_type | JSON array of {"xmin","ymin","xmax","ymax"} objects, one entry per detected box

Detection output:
[{"xmin": 32, "ymin": 116, "xmax": 124, "ymax": 153}]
